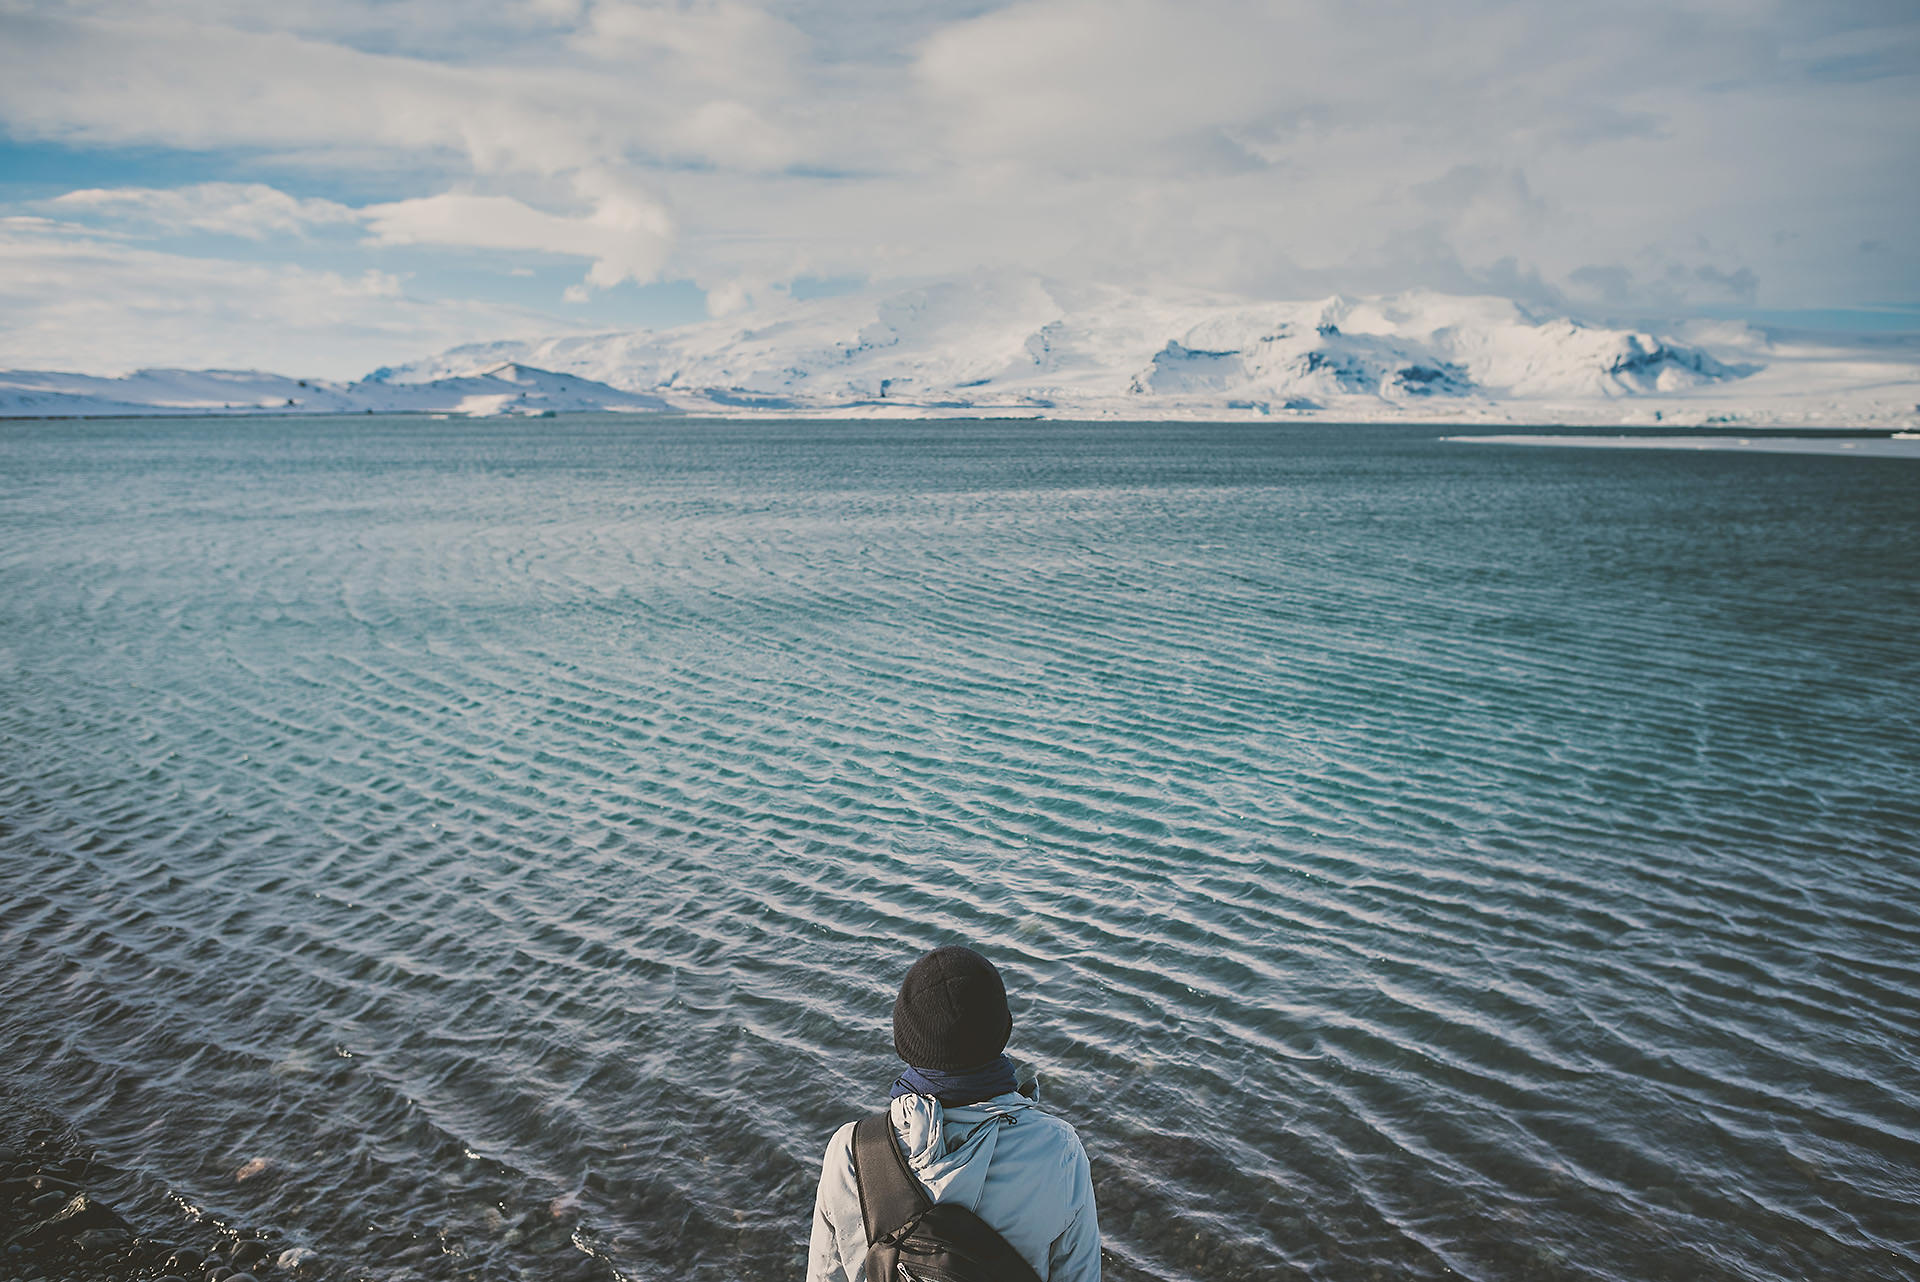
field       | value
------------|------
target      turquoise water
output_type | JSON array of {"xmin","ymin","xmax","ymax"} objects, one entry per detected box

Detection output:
[{"xmin": 1, "ymin": 417, "xmax": 1916, "ymax": 1281}]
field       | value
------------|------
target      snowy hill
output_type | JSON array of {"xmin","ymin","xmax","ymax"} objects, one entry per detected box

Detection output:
[
  {"xmin": 0, "ymin": 363, "xmax": 666, "ymax": 419},
  {"xmin": 395, "ymin": 277, "xmax": 1920, "ymax": 427},
  {"xmin": 5, "ymin": 277, "xmax": 1917, "ymax": 425}
]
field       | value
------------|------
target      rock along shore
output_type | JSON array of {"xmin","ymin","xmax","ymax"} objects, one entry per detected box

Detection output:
[{"xmin": 0, "ymin": 1096, "xmax": 326, "ymax": 1282}]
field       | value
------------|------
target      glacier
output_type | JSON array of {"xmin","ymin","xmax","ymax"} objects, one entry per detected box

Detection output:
[{"xmin": 4, "ymin": 277, "xmax": 1916, "ymax": 426}]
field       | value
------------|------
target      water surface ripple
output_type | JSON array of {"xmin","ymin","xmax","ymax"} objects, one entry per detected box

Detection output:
[{"xmin": 2, "ymin": 419, "xmax": 1917, "ymax": 1281}]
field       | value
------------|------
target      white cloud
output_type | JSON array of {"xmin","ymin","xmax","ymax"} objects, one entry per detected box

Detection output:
[
  {"xmin": 44, "ymin": 179, "xmax": 673, "ymax": 297},
  {"xmin": 914, "ymin": 0, "xmax": 1297, "ymax": 165},
  {"xmin": 0, "ymin": 10, "xmax": 621, "ymax": 175},
  {"xmin": 362, "ymin": 185, "xmax": 672, "ymax": 291},
  {"xmin": 51, "ymin": 183, "xmax": 358, "ymax": 239},
  {"xmin": 575, "ymin": 1, "xmax": 804, "ymax": 81},
  {"xmin": 0, "ymin": 0, "xmax": 1915, "ymax": 372},
  {"xmin": 0, "ymin": 218, "xmax": 590, "ymax": 378}
]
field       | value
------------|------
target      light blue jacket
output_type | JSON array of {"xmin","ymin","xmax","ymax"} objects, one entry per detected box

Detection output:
[{"xmin": 806, "ymin": 1091, "xmax": 1102, "ymax": 1282}]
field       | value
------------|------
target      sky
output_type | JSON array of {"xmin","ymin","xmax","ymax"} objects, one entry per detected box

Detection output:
[{"xmin": 1, "ymin": 0, "xmax": 1916, "ymax": 378}]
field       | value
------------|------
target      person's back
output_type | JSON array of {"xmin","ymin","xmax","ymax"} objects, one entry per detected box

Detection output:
[{"xmin": 806, "ymin": 946, "xmax": 1101, "ymax": 1282}]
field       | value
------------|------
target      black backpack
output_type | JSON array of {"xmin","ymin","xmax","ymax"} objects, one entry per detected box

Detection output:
[{"xmin": 850, "ymin": 1112, "xmax": 1045, "ymax": 1282}]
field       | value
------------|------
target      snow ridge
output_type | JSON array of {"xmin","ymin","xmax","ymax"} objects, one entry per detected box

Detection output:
[
  {"xmin": 5, "ymin": 275, "xmax": 1917, "ymax": 425},
  {"xmin": 0, "ymin": 363, "xmax": 665, "ymax": 419},
  {"xmin": 388, "ymin": 276, "xmax": 1915, "ymax": 425}
]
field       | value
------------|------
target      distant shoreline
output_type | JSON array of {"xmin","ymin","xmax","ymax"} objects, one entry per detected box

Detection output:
[{"xmin": 3, "ymin": 410, "xmax": 1919, "ymax": 433}]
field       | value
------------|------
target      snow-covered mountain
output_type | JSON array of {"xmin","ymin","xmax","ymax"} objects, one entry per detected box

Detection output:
[
  {"xmin": 5, "ymin": 276, "xmax": 1917, "ymax": 425},
  {"xmin": 0, "ymin": 362, "xmax": 665, "ymax": 419},
  {"xmin": 386, "ymin": 277, "xmax": 1920, "ymax": 426}
]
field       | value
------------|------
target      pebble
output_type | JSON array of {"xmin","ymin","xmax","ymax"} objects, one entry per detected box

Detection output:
[
  {"xmin": 228, "ymin": 1240, "xmax": 271, "ymax": 1270},
  {"xmin": 45, "ymin": 1190, "xmax": 127, "ymax": 1235},
  {"xmin": 133, "ymin": 1236, "xmax": 171, "ymax": 1259},
  {"xmin": 28, "ymin": 1190, "xmax": 71, "ymax": 1216},
  {"xmin": 164, "ymin": 1247, "xmax": 206, "ymax": 1272},
  {"xmin": 75, "ymin": 1227, "xmax": 133, "ymax": 1252}
]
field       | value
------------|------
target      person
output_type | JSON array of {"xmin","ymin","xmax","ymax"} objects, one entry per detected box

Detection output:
[{"xmin": 806, "ymin": 945, "xmax": 1102, "ymax": 1282}]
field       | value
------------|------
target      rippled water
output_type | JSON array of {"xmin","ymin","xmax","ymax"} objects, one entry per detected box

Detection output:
[{"xmin": 2, "ymin": 417, "xmax": 1917, "ymax": 1282}]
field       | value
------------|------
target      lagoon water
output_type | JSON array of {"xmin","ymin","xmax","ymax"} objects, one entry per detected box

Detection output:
[{"xmin": 1, "ymin": 417, "xmax": 1916, "ymax": 1282}]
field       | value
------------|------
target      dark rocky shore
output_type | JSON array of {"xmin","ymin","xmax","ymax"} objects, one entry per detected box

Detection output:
[{"xmin": 1, "ymin": 1099, "xmax": 327, "ymax": 1282}]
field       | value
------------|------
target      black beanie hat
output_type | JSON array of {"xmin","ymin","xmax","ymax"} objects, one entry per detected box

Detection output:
[{"xmin": 892, "ymin": 945, "xmax": 1013, "ymax": 1071}]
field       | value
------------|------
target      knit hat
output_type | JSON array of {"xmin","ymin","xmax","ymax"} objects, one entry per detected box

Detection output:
[{"xmin": 891, "ymin": 946, "xmax": 1013, "ymax": 1071}]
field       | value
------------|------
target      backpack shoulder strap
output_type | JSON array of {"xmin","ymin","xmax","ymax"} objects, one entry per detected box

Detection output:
[{"xmin": 850, "ymin": 1110, "xmax": 930, "ymax": 1245}]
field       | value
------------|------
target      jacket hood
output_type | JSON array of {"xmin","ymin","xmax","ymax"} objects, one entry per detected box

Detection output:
[{"xmin": 891, "ymin": 1091, "xmax": 1035, "ymax": 1212}]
